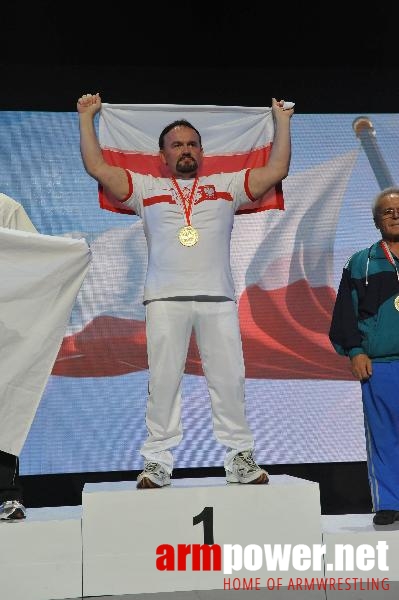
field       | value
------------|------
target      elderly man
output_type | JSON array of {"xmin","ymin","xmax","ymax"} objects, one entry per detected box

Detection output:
[{"xmin": 330, "ymin": 187, "xmax": 399, "ymax": 526}]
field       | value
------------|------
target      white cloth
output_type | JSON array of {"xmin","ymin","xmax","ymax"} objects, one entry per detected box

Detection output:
[{"xmin": 0, "ymin": 227, "xmax": 91, "ymax": 455}]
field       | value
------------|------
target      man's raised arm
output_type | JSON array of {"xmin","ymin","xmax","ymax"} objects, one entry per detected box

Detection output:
[
  {"xmin": 77, "ymin": 93, "xmax": 129, "ymax": 201},
  {"xmin": 248, "ymin": 97, "xmax": 293, "ymax": 200}
]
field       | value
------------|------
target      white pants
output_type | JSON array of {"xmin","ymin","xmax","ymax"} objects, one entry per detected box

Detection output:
[{"xmin": 140, "ymin": 300, "xmax": 255, "ymax": 473}]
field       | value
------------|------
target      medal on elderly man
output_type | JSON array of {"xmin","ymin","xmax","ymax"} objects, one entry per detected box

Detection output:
[{"xmin": 394, "ymin": 296, "xmax": 399, "ymax": 311}]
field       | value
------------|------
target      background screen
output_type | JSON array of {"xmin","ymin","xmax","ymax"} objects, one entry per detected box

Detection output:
[{"xmin": 1, "ymin": 110, "xmax": 394, "ymax": 475}]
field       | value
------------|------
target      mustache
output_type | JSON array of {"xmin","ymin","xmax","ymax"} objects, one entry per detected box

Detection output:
[{"xmin": 176, "ymin": 156, "xmax": 198, "ymax": 173}]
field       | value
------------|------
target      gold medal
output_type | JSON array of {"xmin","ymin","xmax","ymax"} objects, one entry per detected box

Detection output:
[
  {"xmin": 178, "ymin": 225, "xmax": 199, "ymax": 247},
  {"xmin": 394, "ymin": 296, "xmax": 399, "ymax": 311},
  {"xmin": 171, "ymin": 177, "xmax": 200, "ymax": 248}
]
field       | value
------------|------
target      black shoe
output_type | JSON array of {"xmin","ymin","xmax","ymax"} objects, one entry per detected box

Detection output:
[{"xmin": 373, "ymin": 510, "xmax": 399, "ymax": 525}]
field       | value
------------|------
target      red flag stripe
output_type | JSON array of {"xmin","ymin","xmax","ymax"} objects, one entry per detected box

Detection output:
[{"xmin": 99, "ymin": 145, "xmax": 284, "ymax": 214}]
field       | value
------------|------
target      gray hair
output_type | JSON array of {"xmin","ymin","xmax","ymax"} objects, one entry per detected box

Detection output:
[{"xmin": 372, "ymin": 187, "xmax": 399, "ymax": 218}]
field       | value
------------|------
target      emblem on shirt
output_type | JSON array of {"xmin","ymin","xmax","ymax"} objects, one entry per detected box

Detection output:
[{"xmin": 202, "ymin": 185, "xmax": 216, "ymax": 199}]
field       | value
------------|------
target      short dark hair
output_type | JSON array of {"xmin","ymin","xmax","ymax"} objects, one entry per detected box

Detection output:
[{"xmin": 158, "ymin": 119, "xmax": 202, "ymax": 150}]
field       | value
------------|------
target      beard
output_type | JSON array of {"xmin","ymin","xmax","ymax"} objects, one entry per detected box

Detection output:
[{"xmin": 176, "ymin": 156, "xmax": 198, "ymax": 175}]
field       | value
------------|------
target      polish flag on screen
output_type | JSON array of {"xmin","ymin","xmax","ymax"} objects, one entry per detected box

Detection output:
[
  {"xmin": 52, "ymin": 106, "xmax": 359, "ymax": 381},
  {"xmin": 97, "ymin": 103, "xmax": 283, "ymax": 215}
]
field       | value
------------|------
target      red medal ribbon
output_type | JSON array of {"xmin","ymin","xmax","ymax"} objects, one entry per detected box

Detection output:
[
  {"xmin": 171, "ymin": 177, "xmax": 199, "ymax": 226},
  {"xmin": 380, "ymin": 240, "xmax": 399, "ymax": 283}
]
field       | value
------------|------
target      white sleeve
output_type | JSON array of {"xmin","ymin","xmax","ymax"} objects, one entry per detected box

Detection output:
[{"xmin": 0, "ymin": 193, "xmax": 38, "ymax": 233}]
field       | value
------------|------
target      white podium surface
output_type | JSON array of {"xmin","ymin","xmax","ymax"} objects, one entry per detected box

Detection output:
[
  {"xmin": 82, "ymin": 475, "xmax": 324, "ymax": 597},
  {"xmin": 0, "ymin": 505, "xmax": 82, "ymax": 600}
]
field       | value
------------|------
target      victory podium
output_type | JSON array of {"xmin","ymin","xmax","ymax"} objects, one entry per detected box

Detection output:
[
  {"xmin": 82, "ymin": 475, "xmax": 324, "ymax": 598},
  {"xmin": 3, "ymin": 475, "xmax": 398, "ymax": 599}
]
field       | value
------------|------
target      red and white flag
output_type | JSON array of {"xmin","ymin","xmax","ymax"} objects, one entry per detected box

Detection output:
[
  {"xmin": 52, "ymin": 103, "xmax": 359, "ymax": 380},
  {"xmin": 98, "ymin": 103, "xmax": 284, "ymax": 215}
]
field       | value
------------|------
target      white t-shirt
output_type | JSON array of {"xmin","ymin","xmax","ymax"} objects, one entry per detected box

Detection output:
[
  {"xmin": 124, "ymin": 170, "xmax": 254, "ymax": 302},
  {"xmin": 0, "ymin": 193, "xmax": 38, "ymax": 233}
]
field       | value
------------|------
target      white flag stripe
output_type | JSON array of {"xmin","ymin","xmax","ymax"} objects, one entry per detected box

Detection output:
[
  {"xmin": 231, "ymin": 149, "xmax": 360, "ymax": 296},
  {"xmin": 66, "ymin": 222, "xmax": 147, "ymax": 333},
  {"xmin": 100, "ymin": 103, "xmax": 274, "ymax": 155}
]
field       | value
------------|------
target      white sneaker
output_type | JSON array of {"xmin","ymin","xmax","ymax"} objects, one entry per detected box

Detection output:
[
  {"xmin": 137, "ymin": 462, "xmax": 171, "ymax": 489},
  {"xmin": 0, "ymin": 500, "xmax": 26, "ymax": 522},
  {"xmin": 226, "ymin": 450, "xmax": 269, "ymax": 484}
]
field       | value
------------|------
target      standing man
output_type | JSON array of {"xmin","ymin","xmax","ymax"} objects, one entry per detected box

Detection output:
[
  {"xmin": 77, "ymin": 93, "xmax": 293, "ymax": 489},
  {"xmin": 329, "ymin": 187, "xmax": 399, "ymax": 525},
  {"xmin": 0, "ymin": 193, "xmax": 38, "ymax": 521}
]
